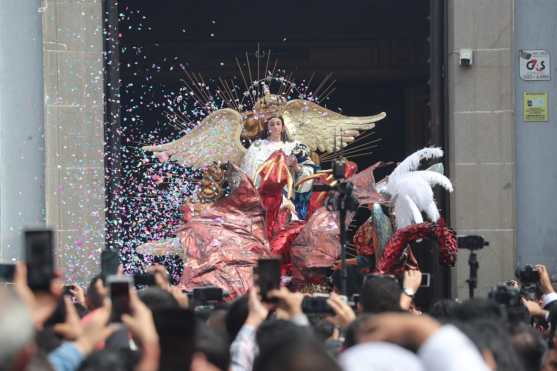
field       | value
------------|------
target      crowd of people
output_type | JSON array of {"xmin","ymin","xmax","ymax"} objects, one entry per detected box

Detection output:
[{"xmin": 2, "ymin": 260, "xmax": 557, "ymax": 371}]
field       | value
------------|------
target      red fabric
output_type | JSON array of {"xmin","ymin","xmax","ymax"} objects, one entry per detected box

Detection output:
[
  {"xmin": 377, "ymin": 221, "xmax": 457, "ymax": 275},
  {"xmin": 257, "ymin": 150, "xmax": 291, "ymax": 239},
  {"xmin": 353, "ymin": 218, "xmax": 379, "ymax": 257},
  {"xmin": 270, "ymin": 220, "xmax": 306, "ymax": 275},
  {"xmin": 178, "ymin": 165, "xmax": 272, "ymax": 300}
]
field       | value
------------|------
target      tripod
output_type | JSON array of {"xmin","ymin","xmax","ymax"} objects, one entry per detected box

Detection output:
[{"xmin": 466, "ymin": 250, "xmax": 479, "ymax": 298}]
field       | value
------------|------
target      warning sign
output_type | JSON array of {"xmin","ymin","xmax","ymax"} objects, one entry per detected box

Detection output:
[
  {"xmin": 523, "ymin": 92, "xmax": 548, "ymax": 122},
  {"xmin": 520, "ymin": 50, "xmax": 550, "ymax": 81}
]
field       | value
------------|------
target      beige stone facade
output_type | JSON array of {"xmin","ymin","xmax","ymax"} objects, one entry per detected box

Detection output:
[
  {"xmin": 448, "ymin": 0, "xmax": 515, "ymax": 298},
  {"xmin": 42, "ymin": 0, "xmax": 105, "ymax": 284}
]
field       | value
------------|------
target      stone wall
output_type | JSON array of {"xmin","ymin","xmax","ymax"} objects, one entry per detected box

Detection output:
[
  {"xmin": 42, "ymin": 0, "xmax": 105, "ymax": 284},
  {"xmin": 448, "ymin": 0, "xmax": 515, "ymax": 298}
]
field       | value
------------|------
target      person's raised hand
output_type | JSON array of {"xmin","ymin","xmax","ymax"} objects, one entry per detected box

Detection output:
[
  {"xmin": 245, "ymin": 287, "xmax": 269, "ymax": 327},
  {"xmin": 403, "ymin": 269, "xmax": 422, "ymax": 293},
  {"xmin": 53, "ymin": 296, "xmax": 83, "ymax": 340},
  {"xmin": 268, "ymin": 287, "xmax": 304, "ymax": 319},
  {"xmin": 400, "ymin": 269, "xmax": 421, "ymax": 310},
  {"xmin": 535, "ymin": 264, "xmax": 555, "ymax": 294},
  {"xmin": 522, "ymin": 298, "xmax": 548, "ymax": 318},
  {"xmin": 121, "ymin": 290, "xmax": 159, "ymax": 347},
  {"xmin": 356, "ymin": 313, "xmax": 440, "ymax": 349},
  {"xmin": 165, "ymin": 285, "xmax": 189, "ymax": 309},
  {"xmin": 74, "ymin": 299, "xmax": 117, "ymax": 355},
  {"xmin": 147, "ymin": 264, "xmax": 170, "ymax": 289},
  {"xmin": 69, "ymin": 284, "xmax": 86, "ymax": 307},
  {"xmin": 13, "ymin": 262, "xmax": 63, "ymax": 329},
  {"xmin": 326, "ymin": 292, "xmax": 356, "ymax": 327}
]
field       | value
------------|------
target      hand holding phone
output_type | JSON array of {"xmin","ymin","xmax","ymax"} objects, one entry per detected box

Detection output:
[
  {"xmin": 101, "ymin": 249, "xmax": 121, "ymax": 279},
  {"xmin": 108, "ymin": 275, "xmax": 132, "ymax": 322},
  {"xmin": 255, "ymin": 258, "xmax": 280, "ymax": 302},
  {"xmin": 24, "ymin": 229, "xmax": 55, "ymax": 292}
]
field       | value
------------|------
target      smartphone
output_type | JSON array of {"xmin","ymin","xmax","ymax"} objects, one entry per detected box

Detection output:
[
  {"xmin": 193, "ymin": 286, "xmax": 223, "ymax": 304},
  {"xmin": 0, "ymin": 264, "xmax": 15, "ymax": 282},
  {"xmin": 101, "ymin": 249, "xmax": 121, "ymax": 279},
  {"xmin": 256, "ymin": 258, "xmax": 281, "ymax": 301},
  {"xmin": 108, "ymin": 275, "xmax": 132, "ymax": 322},
  {"xmin": 421, "ymin": 273, "xmax": 431, "ymax": 288},
  {"xmin": 133, "ymin": 273, "xmax": 156, "ymax": 287},
  {"xmin": 301, "ymin": 296, "xmax": 335, "ymax": 315},
  {"xmin": 24, "ymin": 229, "xmax": 55, "ymax": 292}
]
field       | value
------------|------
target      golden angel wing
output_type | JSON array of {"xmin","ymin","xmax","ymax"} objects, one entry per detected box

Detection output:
[
  {"xmin": 282, "ymin": 99, "xmax": 386, "ymax": 153},
  {"xmin": 142, "ymin": 108, "xmax": 246, "ymax": 168}
]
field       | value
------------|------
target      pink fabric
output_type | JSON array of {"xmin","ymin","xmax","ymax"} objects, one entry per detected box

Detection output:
[{"xmin": 178, "ymin": 166, "xmax": 272, "ymax": 300}]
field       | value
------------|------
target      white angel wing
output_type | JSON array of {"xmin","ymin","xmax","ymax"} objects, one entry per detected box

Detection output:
[
  {"xmin": 390, "ymin": 147, "xmax": 444, "ymax": 179},
  {"xmin": 394, "ymin": 194, "xmax": 423, "ymax": 229},
  {"xmin": 142, "ymin": 108, "xmax": 246, "ymax": 168},
  {"xmin": 282, "ymin": 99, "xmax": 386, "ymax": 153}
]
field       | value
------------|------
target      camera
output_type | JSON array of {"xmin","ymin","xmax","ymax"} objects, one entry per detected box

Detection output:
[
  {"xmin": 459, "ymin": 48, "xmax": 473, "ymax": 67},
  {"xmin": 515, "ymin": 265, "xmax": 539, "ymax": 285},
  {"xmin": 515, "ymin": 265, "xmax": 541, "ymax": 300},
  {"xmin": 302, "ymin": 296, "xmax": 335, "ymax": 315},
  {"xmin": 457, "ymin": 235, "xmax": 489, "ymax": 250},
  {"xmin": 488, "ymin": 285, "xmax": 521, "ymax": 307}
]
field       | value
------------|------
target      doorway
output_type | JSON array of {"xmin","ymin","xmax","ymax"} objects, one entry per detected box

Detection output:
[{"xmin": 104, "ymin": 0, "xmax": 448, "ymax": 305}]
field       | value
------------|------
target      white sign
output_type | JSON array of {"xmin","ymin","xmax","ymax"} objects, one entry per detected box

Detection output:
[{"xmin": 520, "ymin": 49, "xmax": 550, "ymax": 81}]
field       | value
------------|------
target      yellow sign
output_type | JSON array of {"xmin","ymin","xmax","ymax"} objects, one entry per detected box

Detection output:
[{"xmin": 523, "ymin": 92, "xmax": 548, "ymax": 122}]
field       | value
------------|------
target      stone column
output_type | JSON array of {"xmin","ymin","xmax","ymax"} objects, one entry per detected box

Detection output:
[
  {"xmin": 0, "ymin": 0, "xmax": 45, "ymax": 261},
  {"xmin": 43, "ymin": 0, "xmax": 106, "ymax": 284},
  {"xmin": 448, "ymin": 0, "xmax": 515, "ymax": 298}
]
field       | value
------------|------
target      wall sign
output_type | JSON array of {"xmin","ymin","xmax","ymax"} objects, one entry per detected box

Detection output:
[
  {"xmin": 523, "ymin": 92, "xmax": 548, "ymax": 122},
  {"xmin": 520, "ymin": 50, "xmax": 550, "ymax": 81}
]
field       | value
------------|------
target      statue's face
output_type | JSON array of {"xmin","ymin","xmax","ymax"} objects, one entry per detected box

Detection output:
[{"xmin": 267, "ymin": 117, "xmax": 284, "ymax": 140}]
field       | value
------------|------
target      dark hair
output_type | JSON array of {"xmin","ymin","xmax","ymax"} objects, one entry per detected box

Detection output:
[
  {"xmin": 253, "ymin": 337, "xmax": 341, "ymax": 371},
  {"xmin": 138, "ymin": 287, "xmax": 179, "ymax": 311},
  {"xmin": 429, "ymin": 299, "xmax": 458, "ymax": 322},
  {"xmin": 455, "ymin": 319, "xmax": 526, "ymax": 371},
  {"xmin": 78, "ymin": 349, "xmax": 140, "ymax": 371},
  {"xmin": 196, "ymin": 322, "xmax": 230, "ymax": 371},
  {"xmin": 449, "ymin": 298, "xmax": 506, "ymax": 322},
  {"xmin": 343, "ymin": 313, "xmax": 373, "ymax": 348},
  {"xmin": 260, "ymin": 116, "xmax": 290, "ymax": 142},
  {"xmin": 511, "ymin": 323, "xmax": 547, "ymax": 371},
  {"xmin": 225, "ymin": 295, "xmax": 249, "ymax": 342},
  {"xmin": 359, "ymin": 275, "xmax": 402, "ymax": 314},
  {"xmin": 256, "ymin": 319, "xmax": 313, "ymax": 356}
]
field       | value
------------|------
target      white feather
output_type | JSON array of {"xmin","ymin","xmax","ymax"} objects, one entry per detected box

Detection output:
[
  {"xmin": 394, "ymin": 194, "xmax": 423, "ymax": 229},
  {"xmin": 390, "ymin": 147, "xmax": 444, "ymax": 179},
  {"xmin": 413, "ymin": 170, "xmax": 453, "ymax": 192}
]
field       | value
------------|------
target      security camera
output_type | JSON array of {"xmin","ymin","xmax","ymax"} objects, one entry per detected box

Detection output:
[{"xmin": 459, "ymin": 49, "xmax": 473, "ymax": 67}]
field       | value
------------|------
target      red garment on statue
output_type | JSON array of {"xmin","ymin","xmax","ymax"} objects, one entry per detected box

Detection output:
[{"xmin": 178, "ymin": 166, "xmax": 272, "ymax": 300}]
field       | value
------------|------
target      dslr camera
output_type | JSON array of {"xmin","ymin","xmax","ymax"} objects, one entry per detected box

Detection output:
[
  {"xmin": 515, "ymin": 265, "xmax": 541, "ymax": 300},
  {"xmin": 488, "ymin": 285, "xmax": 522, "ymax": 308},
  {"xmin": 515, "ymin": 265, "xmax": 539, "ymax": 285}
]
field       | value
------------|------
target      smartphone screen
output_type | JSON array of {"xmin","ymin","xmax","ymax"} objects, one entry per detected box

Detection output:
[
  {"xmin": 101, "ymin": 249, "xmax": 121, "ymax": 278},
  {"xmin": 420, "ymin": 273, "xmax": 431, "ymax": 288},
  {"xmin": 256, "ymin": 258, "xmax": 281, "ymax": 301},
  {"xmin": 108, "ymin": 276, "xmax": 131, "ymax": 322},
  {"xmin": 0, "ymin": 264, "xmax": 15, "ymax": 282},
  {"xmin": 24, "ymin": 229, "xmax": 55, "ymax": 292}
]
